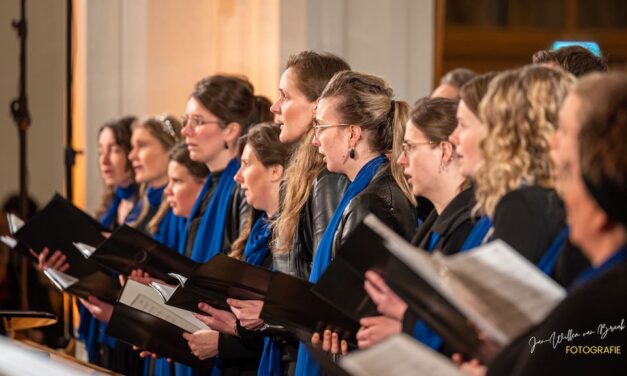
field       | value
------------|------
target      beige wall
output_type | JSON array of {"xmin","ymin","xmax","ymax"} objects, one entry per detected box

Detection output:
[
  {"xmin": 0, "ymin": 0, "xmax": 65, "ymax": 210},
  {"xmin": 1, "ymin": 0, "xmax": 433, "ymax": 213}
]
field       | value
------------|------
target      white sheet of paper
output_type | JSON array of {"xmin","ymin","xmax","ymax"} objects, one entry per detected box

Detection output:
[
  {"xmin": 120, "ymin": 280, "xmax": 205, "ymax": 333},
  {"xmin": 443, "ymin": 240, "xmax": 566, "ymax": 344},
  {"xmin": 340, "ymin": 334, "xmax": 464, "ymax": 376},
  {"xmin": 364, "ymin": 214, "xmax": 566, "ymax": 346}
]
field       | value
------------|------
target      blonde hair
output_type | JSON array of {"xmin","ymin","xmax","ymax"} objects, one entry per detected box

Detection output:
[
  {"xmin": 128, "ymin": 114, "xmax": 182, "ymax": 234},
  {"xmin": 319, "ymin": 71, "xmax": 415, "ymax": 203},
  {"xmin": 474, "ymin": 65, "xmax": 575, "ymax": 217}
]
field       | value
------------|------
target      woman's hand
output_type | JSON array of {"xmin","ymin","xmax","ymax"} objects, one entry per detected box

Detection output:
[
  {"xmin": 364, "ymin": 270, "xmax": 407, "ymax": 320},
  {"xmin": 311, "ymin": 329, "xmax": 348, "ymax": 357},
  {"xmin": 37, "ymin": 247, "xmax": 69, "ymax": 272},
  {"xmin": 452, "ymin": 354, "xmax": 487, "ymax": 376},
  {"xmin": 183, "ymin": 329, "xmax": 219, "ymax": 360},
  {"xmin": 79, "ymin": 296, "xmax": 114, "ymax": 322},
  {"xmin": 356, "ymin": 315, "xmax": 401, "ymax": 349},
  {"xmin": 128, "ymin": 269, "xmax": 152, "ymax": 285},
  {"xmin": 194, "ymin": 302, "xmax": 238, "ymax": 336},
  {"xmin": 227, "ymin": 298, "xmax": 265, "ymax": 330}
]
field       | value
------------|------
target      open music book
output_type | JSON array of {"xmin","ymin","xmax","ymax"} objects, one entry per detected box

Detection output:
[
  {"xmin": 42, "ymin": 267, "xmax": 121, "ymax": 303},
  {"xmin": 340, "ymin": 334, "xmax": 464, "ymax": 376},
  {"xmin": 73, "ymin": 224, "xmax": 197, "ymax": 284},
  {"xmin": 363, "ymin": 214, "xmax": 566, "ymax": 347},
  {"xmin": 106, "ymin": 280, "xmax": 213, "ymax": 369}
]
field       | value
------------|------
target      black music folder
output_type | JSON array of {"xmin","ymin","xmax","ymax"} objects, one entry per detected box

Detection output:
[
  {"xmin": 312, "ymin": 214, "xmax": 481, "ymax": 357},
  {"xmin": 152, "ymin": 254, "xmax": 274, "ymax": 312},
  {"xmin": 9, "ymin": 193, "xmax": 107, "ymax": 278},
  {"xmin": 43, "ymin": 267, "xmax": 121, "ymax": 304},
  {"xmin": 107, "ymin": 280, "xmax": 213, "ymax": 370},
  {"xmin": 260, "ymin": 272, "xmax": 360, "ymax": 344},
  {"xmin": 73, "ymin": 224, "xmax": 197, "ymax": 284},
  {"xmin": 323, "ymin": 214, "xmax": 566, "ymax": 363}
]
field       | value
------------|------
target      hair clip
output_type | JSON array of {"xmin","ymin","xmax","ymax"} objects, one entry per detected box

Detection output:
[{"xmin": 156, "ymin": 114, "xmax": 176, "ymax": 138}]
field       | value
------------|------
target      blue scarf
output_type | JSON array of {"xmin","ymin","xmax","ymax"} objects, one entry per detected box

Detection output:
[
  {"xmin": 460, "ymin": 215, "xmax": 493, "ymax": 252},
  {"xmin": 179, "ymin": 159, "xmax": 240, "ymax": 263},
  {"xmin": 295, "ymin": 155, "xmax": 386, "ymax": 376},
  {"xmin": 100, "ymin": 184, "xmax": 138, "ymax": 228},
  {"xmin": 244, "ymin": 214, "xmax": 271, "ymax": 266}
]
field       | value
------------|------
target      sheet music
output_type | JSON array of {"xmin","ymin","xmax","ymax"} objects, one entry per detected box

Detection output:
[
  {"xmin": 364, "ymin": 214, "xmax": 566, "ymax": 346},
  {"xmin": 0, "ymin": 236, "xmax": 17, "ymax": 249},
  {"xmin": 120, "ymin": 280, "xmax": 204, "ymax": 333},
  {"xmin": 442, "ymin": 240, "xmax": 566, "ymax": 344},
  {"xmin": 7, "ymin": 213, "xmax": 24, "ymax": 234},
  {"xmin": 73, "ymin": 242, "xmax": 96, "ymax": 258},
  {"xmin": 43, "ymin": 268, "xmax": 79, "ymax": 290},
  {"xmin": 340, "ymin": 334, "xmax": 464, "ymax": 376}
]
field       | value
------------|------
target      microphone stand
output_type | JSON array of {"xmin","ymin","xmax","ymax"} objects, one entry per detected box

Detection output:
[{"xmin": 9, "ymin": 0, "xmax": 31, "ymax": 313}]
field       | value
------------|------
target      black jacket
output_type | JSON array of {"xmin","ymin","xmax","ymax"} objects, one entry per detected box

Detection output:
[
  {"xmin": 411, "ymin": 187, "xmax": 476, "ymax": 255},
  {"xmin": 492, "ymin": 186, "xmax": 566, "ymax": 264},
  {"xmin": 487, "ymin": 256, "xmax": 627, "ymax": 375},
  {"xmin": 288, "ymin": 170, "xmax": 348, "ymax": 280},
  {"xmin": 402, "ymin": 187, "xmax": 477, "ymax": 335},
  {"xmin": 332, "ymin": 163, "xmax": 417, "ymax": 257}
]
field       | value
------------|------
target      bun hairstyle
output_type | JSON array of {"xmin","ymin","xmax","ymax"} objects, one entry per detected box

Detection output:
[
  {"xmin": 191, "ymin": 75, "xmax": 273, "ymax": 135},
  {"xmin": 318, "ymin": 71, "xmax": 414, "ymax": 202}
]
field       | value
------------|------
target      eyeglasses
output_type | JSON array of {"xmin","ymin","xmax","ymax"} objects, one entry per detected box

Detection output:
[
  {"xmin": 312, "ymin": 123, "xmax": 350, "ymax": 139},
  {"xmin": 181, "ymin": 114, "xmax": 225, "ymax": 131},
  {"xmin": 401, "ymin": 140, "xmax": 435, "ymax": 154}
]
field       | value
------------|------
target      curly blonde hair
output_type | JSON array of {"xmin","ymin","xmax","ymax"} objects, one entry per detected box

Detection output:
[{"xmin": 474, "ymin": 65, "xmax": 575, "ymax": 217}]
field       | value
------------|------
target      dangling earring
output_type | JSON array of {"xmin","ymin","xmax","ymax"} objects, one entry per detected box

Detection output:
[
  {"xmin": 224, "ymin": 141, "xmax": 229, "ymax": 149},
  {"xmin": 349, "ymin": 147, "xmax": 356, "ymax": 159}
]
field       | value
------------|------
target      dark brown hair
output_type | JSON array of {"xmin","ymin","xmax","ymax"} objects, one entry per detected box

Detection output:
[
  {"xmin": 285, "ymin": 51, "xmax": 351, "ymax": 102},
  {"xmin": 191, "ymin": 75, "xmax": 273, "ymax": 135},
  {"xmin": 231, "ymin": 123, "xmax": 294, "ymax": 260},
  {"xmin": 532, "ymin": 46, "xmax": 607, "ymax": 77},
  {"xmin": 411, "ymin": 97, "xmax": 460, "ymax": 144},
  {"xmin": 95, "ymin": 115, "xmax": 137, "ymax": 220},
  {"xmin": 459, "ymin": 71, "xmax": 499, "ymax": 117},
  {"xmin": 168, "ymin": 142, "xmax": 209, "ymax": 182}
]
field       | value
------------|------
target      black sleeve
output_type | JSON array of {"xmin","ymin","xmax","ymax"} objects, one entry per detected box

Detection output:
[
  {"xmin": 217, "ymin": 332, "xmax": 262, "ymax": 361},
  {"xmin": 553, "ymin": 239, "xmax": 590, "ymax": 287},
  {"xmin": 310, "ymin": 172, "xmax": 349, "ymax": 251},
  {"xmin": 401, "ymin": 309, "xmax": 418, "ymax": 335}
]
